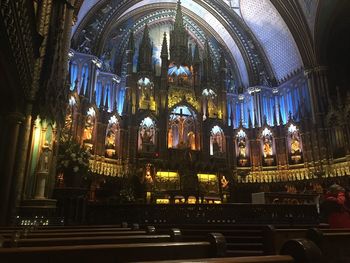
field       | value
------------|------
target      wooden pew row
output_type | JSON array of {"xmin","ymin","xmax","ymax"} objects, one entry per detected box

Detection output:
[
  {"xmin": 3, "ymin": 234, "xmax": 174, "ymax": 247},
  {"xmin": 0, "ymin": 224, "xmax": 125, "ymax": 230},
  {"xmin": 305, "ymin": 228, "xmax": 350, "ymax": 263},
  {"xmin": 150, "ymin": 224, "xmax": 268, "ymax": 257},
  {"xmin": 0, "ymin": 230, "xmax": 147, "ymax": 239},
  {"xmin": 0, "ymin": 233, "xmax": 225, "ymax": 263},
  {"xmin": 0, "ymin": 227, "xmax": 135, "ymax": 234},
  {"xmin": 266, "ymin": 226, "xmax": 350, "ymax": 255},
  {"xmin": 138, "ymin": 255, "xmax": 295, "ymax": 263},
  {"xmin": 141, "ymin": 238, "xmax": 322, "ymax": 263}
]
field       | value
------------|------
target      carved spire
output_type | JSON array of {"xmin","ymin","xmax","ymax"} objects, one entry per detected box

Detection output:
[
  {"xmin": 174, "ymin": 0, "xmax": 184, "ymax": 30},
  {"xmin": 161, "ymin": 32, "xmax": 168, "ymax": 59},
  {"xmin": 138, "ymin": 24, "xmax": 153, "ymax": 72},
  {"xmin": 170, "ymin": 0, "xmax": 188, "ymax": 66}
]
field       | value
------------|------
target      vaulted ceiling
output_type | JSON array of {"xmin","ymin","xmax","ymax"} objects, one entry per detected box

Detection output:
[{"xmin": 71, "ymin": 0, "xmax": 317, "ymax": 88}]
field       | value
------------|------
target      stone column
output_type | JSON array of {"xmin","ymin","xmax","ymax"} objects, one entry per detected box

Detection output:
[{"xmin": 0, "ymin": 112, "xmax": 23, "ymax": 225}]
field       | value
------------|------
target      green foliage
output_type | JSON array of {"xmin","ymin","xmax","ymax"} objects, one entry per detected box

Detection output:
[{"xmin": 57, "ymin": 139, "xmax": 91, "ymax": 175}]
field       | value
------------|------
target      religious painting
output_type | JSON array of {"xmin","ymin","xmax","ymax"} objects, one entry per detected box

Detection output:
[
  {"xmin": 168, "ymin": 106, "xmax": 199, "ymax": 150},
  {"xmin": 288, "ymin": 124, "xmax": 303, "ymax": 164},
  {"xmin": 261, "ymin": 127, "xmax": 275, "ymax": 166},
  {"xmin": 236, "ymin": 129, "xmax": 249, "ymax": 166},
  {"xmin": 105, "ymin": 115, "xmax": 119, "ymax": 158},
  {"xmin": 210, "ymin": 125, "xmax": 225, "ymax": 157},
  {"xmin": 138, "ymin": 117, "xmax": 156, "ymax": 152}
]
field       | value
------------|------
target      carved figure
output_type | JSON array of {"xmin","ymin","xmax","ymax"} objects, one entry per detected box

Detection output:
[
  {"xmin": 38, "ymin": 142, "xmax": 52, "ymax": 173},
  {"xmin": 105, "ymin": 131, "xmax": 116, "ymax": 148},
  {"xmin": 263, "ymin": 137, "xmax": 273, "ymax": 157},
  {"xmin": 290, "ymin": 134, "xmax": 301, "ymax": 154},
  {"xmin": 238, "ymin": 137, "xmax": 246, "ymax": 158},
  {"xmin": 141, "ymin": 127, "xmax": 153, "ymax": 144},
  {"xmin": 212, "ymin": 136, "xmax": 221, "ymax": 154},
  {"xmin": 83, "ymin": 115, "xmax": 94, "ymax": 142}
]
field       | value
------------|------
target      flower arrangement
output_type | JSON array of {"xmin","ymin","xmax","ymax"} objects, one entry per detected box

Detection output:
[{"xmin": 57, "ymin": 139, "xmax": 91, "ymax": 176}]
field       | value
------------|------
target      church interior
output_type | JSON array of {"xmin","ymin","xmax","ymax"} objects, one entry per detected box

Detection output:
[{"xmin": 1, "ymin": 0, "xmax": 350, "ymax": 262}]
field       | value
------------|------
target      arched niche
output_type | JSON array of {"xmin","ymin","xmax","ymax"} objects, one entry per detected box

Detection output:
[
  {"xmin": 235, "ymin": 128, "xmax": 249, "ymax": 166},
  {"xmin": 210, "ymin": 125, "xmax": 225, "ymax": 157},
  {"xmin": 138, "ymin": 116, "xmax": 156, "ymax": 153},
  {"xmin": 105, "ymin": 115, "xmax": 120, "ymax": 158},
  {"xmin": 168, "ymin": 105, "xmax": 199, "ymax": 150}
]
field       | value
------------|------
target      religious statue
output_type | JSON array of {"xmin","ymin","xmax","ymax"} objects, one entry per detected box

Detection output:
[
  {"xmin": 221, "ymin": 175, "xmax": 229, "ymax": 189},
  {"xmin": 212, "ymin": 136, "xmax": 221, "ymax": 154},
  {"xmin": 38, "ymin": 142, "xmax": 52, "ymax": 173},
  {"xmin": 238, "ymin": 137, "xmax": 246, "ymax": 158},
  {"xmin": 105, "ymin": 130, "xmax": 116, "ymax": 149},
  {"xmin": 263, "ymin": 137, "xmax": 273, "ymax": 157},
  {"xmin": 290, "ymin": 133, "xmax": 301, "ymax": 155},
  {"xmin": 83, "ymin": 115, "xmax": 94, "ymax": 142},
  {"xmin": 141, "ymin": 127, "xmax": 153, "ymax": 144}
]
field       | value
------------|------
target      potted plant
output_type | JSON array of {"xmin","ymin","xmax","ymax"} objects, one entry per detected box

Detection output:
[{"xmin": 57, "ymin": 139, "xmax": 91, "ymax": 187}]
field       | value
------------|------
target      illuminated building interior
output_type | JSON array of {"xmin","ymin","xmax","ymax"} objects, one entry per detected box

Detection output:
[{"xmin": 1, "ymin": 0, "xmax": 350, "ymax": 225}]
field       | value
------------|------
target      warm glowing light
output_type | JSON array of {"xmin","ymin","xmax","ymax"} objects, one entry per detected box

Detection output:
[
  {"xmin": 197, "ymin": 174, "xmax": 217, "ymax": 182},
  {"xmin": 156, "ymin": 171, "xmax": 179, "ymax": 181},
  {"xmin": 156, "ymin": 199, "xmax": 170, "ymax": 204}
]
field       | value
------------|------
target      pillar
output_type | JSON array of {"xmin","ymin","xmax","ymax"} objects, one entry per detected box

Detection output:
[{"xmin": 0, "ymin": 112, "xmax": 24, "ymax": 225}]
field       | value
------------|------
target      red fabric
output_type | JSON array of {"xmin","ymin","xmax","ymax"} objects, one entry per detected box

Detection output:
[{"xmin": 328, "ymin": 211, "xmax": 350, "ymax": 228}]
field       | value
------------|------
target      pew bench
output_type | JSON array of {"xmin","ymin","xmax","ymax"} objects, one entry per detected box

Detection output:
[
  {"xmin": 306, "ymin": 228, "xmax": 350, "ymax": 263},
  {"xmin": 0, "ymin": 234, "xmax": 225, "ymax": 263},
  {"xmin": 138, "ymin": 255, "xmax": 295, "ymax": 263}
]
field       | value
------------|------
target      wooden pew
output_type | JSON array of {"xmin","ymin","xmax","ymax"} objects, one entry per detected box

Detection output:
[
  {"xmin": 138, "ymin": 255, "xmax": 295, "ymax": 263},
  {"xmin": 0, "ymin": 233, "xmax": 225, "ymax": 263},
  {"xmin": 138, "ymin": 238, "xmax": 322, "ymax": 263},
  {"xmin": 305, "ymin": 228, "xmax": 350, "ymax": 263},
  {"xmin": 151, "ymin": 224, "xmax": 268, "ymax": 257},
  {"xmin": 0, "ymin": 230, "xmax": 147, "ymax": 239},
  {"xmin": 3, "ymin": 234, "xmax": 175, "ymax": 247}
]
